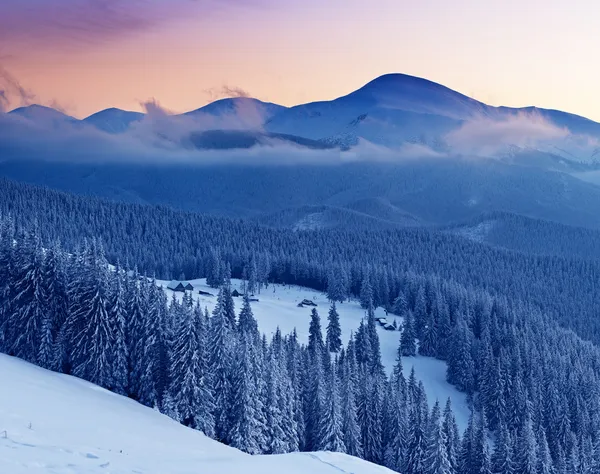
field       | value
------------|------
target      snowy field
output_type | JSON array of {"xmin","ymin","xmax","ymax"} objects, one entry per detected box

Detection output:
[
  {"xmin": 0, "ymin": 354, "xmax": 396, "ymax": 474},
  {"xmin": 158, "ymin": 278, "xmax": 470, "ymax": 430}
]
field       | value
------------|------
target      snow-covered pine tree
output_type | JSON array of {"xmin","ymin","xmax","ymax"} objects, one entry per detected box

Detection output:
[
  {"xmin": 359, "ymin": 274, "xmax": 374, "ymax": 309},
  {"xmin": 341, "ymin": 338, "xmax": 363, "ymax": 458},
  {"xmin": 107, "ymin": 266, "xmax": 128, "ymax": 395},
  {"xmin": 491, "ymin": 422, "xmax": 513, "ymax": 474},
  {"xmin": 125, "ymin": 270, "xmax": 147, "ymax": 399},
  {"xmin": 316, "ymin": 360, "xmax": 346, "ymax": 453},
  {"xmin": 423, "ymin": 401, "xmax": 453, "ymax": 474},
  {"xmin": 206, "ymin": 249, "xmax": 223, "ymax": 288},
  {"xmin": 442, "ymin": 398, "xmax": 460, "ymax": 474},
  {"xmin": 404, "ymin": 383, "xmax": 428, "ymax": 474},
  {"xmin": 304, "ymin": 309, "xmax": 327, "ymax": 451},
  {"xmin": 168, "ymin": 293, "xmax": 214, "ymax": 436},
  {"xmin": 419, "ymin": 311, "xmax": 438, "ymax": 357},
  {"xmin": 137, "ymin": 281, "xmax": 164, "ymax": 408},
  {"xmin": 326, "ymin": 268, "xmax": 347, "ymax": 303},
  {"xmin": 209, "ymin": 293, "xmax": 234, "ymax": 443},
  {"xmin": 264, "ymin": 346, "xmax": 288, "ymax": 454},
  {"xmin": 8, "ymin": 228, "xmax": 46, "ymax": 364},
  {"xmin": 401, "ymin": 310, "xmax": 417, "ymax": 357},
  {"xmin": 238, "ymin": 293, "xmax": 259, "ymax": 340},
  {"xmin": 221, "ymin": 278, "xmax": 237, "ymax": 331},
  {"xmin": 70, "ymin": 246, "xmax": 114, "ymax": 388},
  {"xmin": 229, "ymin": 333, "xmax": 266, "ymax": 454},
  {"xmin": 38, "ymin": 242, "xmax": 67, "ymax": 370},
  {"xmin": 326, "ymin": 301, "xmax": 342, "ymax": 353},
  {"xmin": 514, "ymin": 414, "xmax": 538, "ymax": 474}
]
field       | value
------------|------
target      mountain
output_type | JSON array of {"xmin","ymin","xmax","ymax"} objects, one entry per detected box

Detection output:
[
  {"xmin": 0, "ymin": 353, "xmax": 395, "ymax": 474},
  {"xmin": 11, "ymin": 76, "xmax": 600, "ymax": 161},
  {"xmin": 8, "ymin": 104, "xmax": 79, "ymax": 128},
  {"xmin": 83, "ymin": 107, "xmax": 144, "ymax": 133},
  {"xmin": 185, "ymin": 97, "xmax": 286, "ymax": 119},
  {"xmin": 265, "ymin": 73, "xmax": 600, "ymax": 156}
]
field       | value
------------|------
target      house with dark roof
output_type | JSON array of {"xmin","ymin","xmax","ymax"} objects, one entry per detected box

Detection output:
[{"xmin": 167, "ymin": 280, "xmax": 194, "ymax": 292}]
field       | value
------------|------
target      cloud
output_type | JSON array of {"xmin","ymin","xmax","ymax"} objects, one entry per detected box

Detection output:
[
  {"xmin": 204, "ymin": 85, "xmax": 254, "ymax": 102},
  {"xmin": 445, "ymin": 112, "xmax": 569, "ymax": 156},
  {"xmin": 0, "ymin": 107, "xmax": 446, "ymax": 167},
  {"xmin": 1, "ymin": 0, "xmax": 269, "ymax": 51},
  {"xmin": 0, "ymin": 65, "xmax": 35, "ymax": 112}
]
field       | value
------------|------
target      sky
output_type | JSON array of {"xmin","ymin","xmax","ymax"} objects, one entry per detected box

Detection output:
[{"xmin": 1, "ymin": 0, "xmax": 599, "ymax": 121}]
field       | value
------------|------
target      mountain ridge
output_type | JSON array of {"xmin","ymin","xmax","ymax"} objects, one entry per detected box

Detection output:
[{"xmin": 9, "ymin": 73, "xmax": 600, "ymax": 130}]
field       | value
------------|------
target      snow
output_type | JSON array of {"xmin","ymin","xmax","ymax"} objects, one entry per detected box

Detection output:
[
  {"xmin": 0, "ymin": 353, "xmax": 395, "ymax": 474},
  {"xmin": 158, "ymin": 278, "xmax": 470, "ymax": 431}
]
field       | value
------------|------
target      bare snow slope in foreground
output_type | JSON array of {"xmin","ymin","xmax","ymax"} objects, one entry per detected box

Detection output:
[
  {"xmin": 159, "ymin": 278, "xmax": 470, "ymax": 431},
  {"xmin": 0, "ymin": 353, "xmax": 395, "ymax": 474}
]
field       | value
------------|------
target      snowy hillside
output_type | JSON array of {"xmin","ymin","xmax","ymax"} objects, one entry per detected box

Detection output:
[
  {"xmin": 7, "ymin": 105, "xmax": 79, "ymax": 128},
  {"xmin": 0, "ymin": 353, "xmax": 396, "ymax": 474},
  {"xmin": 158, "ymin": 278, "xmax": 470, "ymax": 431},
  {"xmin": 83, "ymin": 108, "xmax": 144, "ymax": 134}
]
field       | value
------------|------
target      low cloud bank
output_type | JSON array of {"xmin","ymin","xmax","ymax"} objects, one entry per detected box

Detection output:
[
  {"xmin": 1, "ymin": 103, "xmax": 599, "ymax": 167},
  {"xmin": 445, "ymin": 111, "xmax": 570, "ymax": 156}
]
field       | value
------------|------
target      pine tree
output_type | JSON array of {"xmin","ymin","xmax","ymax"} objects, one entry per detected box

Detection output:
[
  {"xmin": 515, "ymin": 415, "xmax": 538, "ymax": 474},
  {"xmin": 221, "ymin": 275, "xmax": 237, "ymax": 331},
  {"xmin": 423, "ymin": 401, "xmax": 453, "ymax": 474},
  {"xmin": 125, "ymin": 273, "xmax": 146, "ymax": 399},
  {"xmin": 169, "ymin": 295, "xmax": 214, "ymax": 436},
  {"xmin": 71, "ymin": 254, "xmax": 113, "ymax": 388},
  {"xmin": 401, "ymin": 310, "xmax": 417, "ymax": 357},
  {"xmin": 405, "ymin": 391, "xmax": 428, "ymax": 474},
  {"xmin": 360, "ymin": 275, "xmax": 374, "ymax": 310},
  {"xmin": 419, "ymin": 312, "xmax": 438, "ymax": 357},
  {"xmin": 308, "ymin": 308, "xmax": 325, "ymax": 357},
  {"xmin": 341, "ymin": 339, "xmax": 363, "ymax": 458},
  {"xmin": 446, "ymin": 313, "xmax": 474, "ymax": 394},
  {"xmin": 491, "ymin": 423, "xmax": 513, "ymax": 474},
  {"xmin": 209, "ymin": 295, "xmax": 234, "ymax": 443},
  {"xmin": 317, "ymin": 363, "xmax": 346, "ymax": 453},
  {"xmin": 229, "ymin": 333, "xmax": 265, "ymax": 454},
  {"xmin": 326, "ymin": 302, "xmax": 342, "ymax": 353},
  {"xmin": 238, "ymin": 293, "xmax": 258, "ymax": 339},
  {"xmin": 38, "ymin": 243, "xmax": 67, "ymax": 370},
  {"xmin": 9, "ymin": 230, "xmax": 46, "ymax": 364},
  {"xmin": 137, "ymin": 282, "xmax": 164, "ymax": 408},
  {"xmin": 442, "ymin": 398, "xmax": 460, "ymax": 474},
  {"xmin": 537, "ymin": 430, "xmax": 554, "ymax": 474},
  {"xmin": 326, "ymin": 268, "xmax": 347, "ymax": 303},
  {"xmin": 360, "ymin": 372, "xmax": 383, "ymax": 464},
  {"xmin": 108, "ymin": 267, "xmax": 128, "ymax": 395},
  {"xmin": 206, "ymin": 249, "xmax": 223, "ymax": 288},
  {"xmin": 414, "ymin": 285, "xmax": 428, "ymax": 339}
]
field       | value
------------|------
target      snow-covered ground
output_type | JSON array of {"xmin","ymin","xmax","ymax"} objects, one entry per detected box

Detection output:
[
  {"xmin": 0, "ymin": 353, "xmax": 396, "ymax": 474},
  {"xmin": 158, "ymin": 278, "xmax": 470, "ymax": 431}
]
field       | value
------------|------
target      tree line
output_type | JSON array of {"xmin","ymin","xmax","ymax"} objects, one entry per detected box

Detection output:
[{"xmin": 3, "ymin": 218, "xmax": 600, "ymax": 473}]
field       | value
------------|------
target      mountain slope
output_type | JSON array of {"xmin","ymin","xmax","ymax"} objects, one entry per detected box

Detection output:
[
  {"xmin": 0, "ymin": 353, "xmax": 395, "ymax": 474},
  {"xmin": 2, "ymin": 159, "xmax": 600, "ymax": 230},
  {"xmin": 8, "ymin": 104, "xmax": 79, "ymax": 128},
  {"xmin": 83, "ymin": 108, "xmax": 144, "ymax": 133},
  {"xmin": 265, "ymin": 73, "xmax": 600, "ymax": 154},
  {"xmin": 185, "ymin": 97, "xmax": 286, "ymax": 119}
]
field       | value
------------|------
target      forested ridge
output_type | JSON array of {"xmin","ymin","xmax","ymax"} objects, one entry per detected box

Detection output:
[
  {"xmin": 1, "ymin": 177, "xmax": 599, "ymax": 346},
  {"xmin": 3, "ymin": 173, "xmax": 600, "ymax": 473},
  {"xmin": 3, "ymin": 208, "xmax": 600, "ymax": 472}
]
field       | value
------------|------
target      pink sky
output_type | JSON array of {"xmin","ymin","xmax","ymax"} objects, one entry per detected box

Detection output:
[{"xmin": 1, "ymin": 0, "xmax": 599, "ymax": 121}]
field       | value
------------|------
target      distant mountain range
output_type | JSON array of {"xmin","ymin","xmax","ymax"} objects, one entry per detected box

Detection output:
[{"xmin": 7, "ymin": 73, "xmax": 600, "ymax": 160}]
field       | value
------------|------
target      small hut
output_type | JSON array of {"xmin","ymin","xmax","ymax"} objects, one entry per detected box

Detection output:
[{"xmin": 167, "ymin": 280, "xmax": 194, "ymax": 292}]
